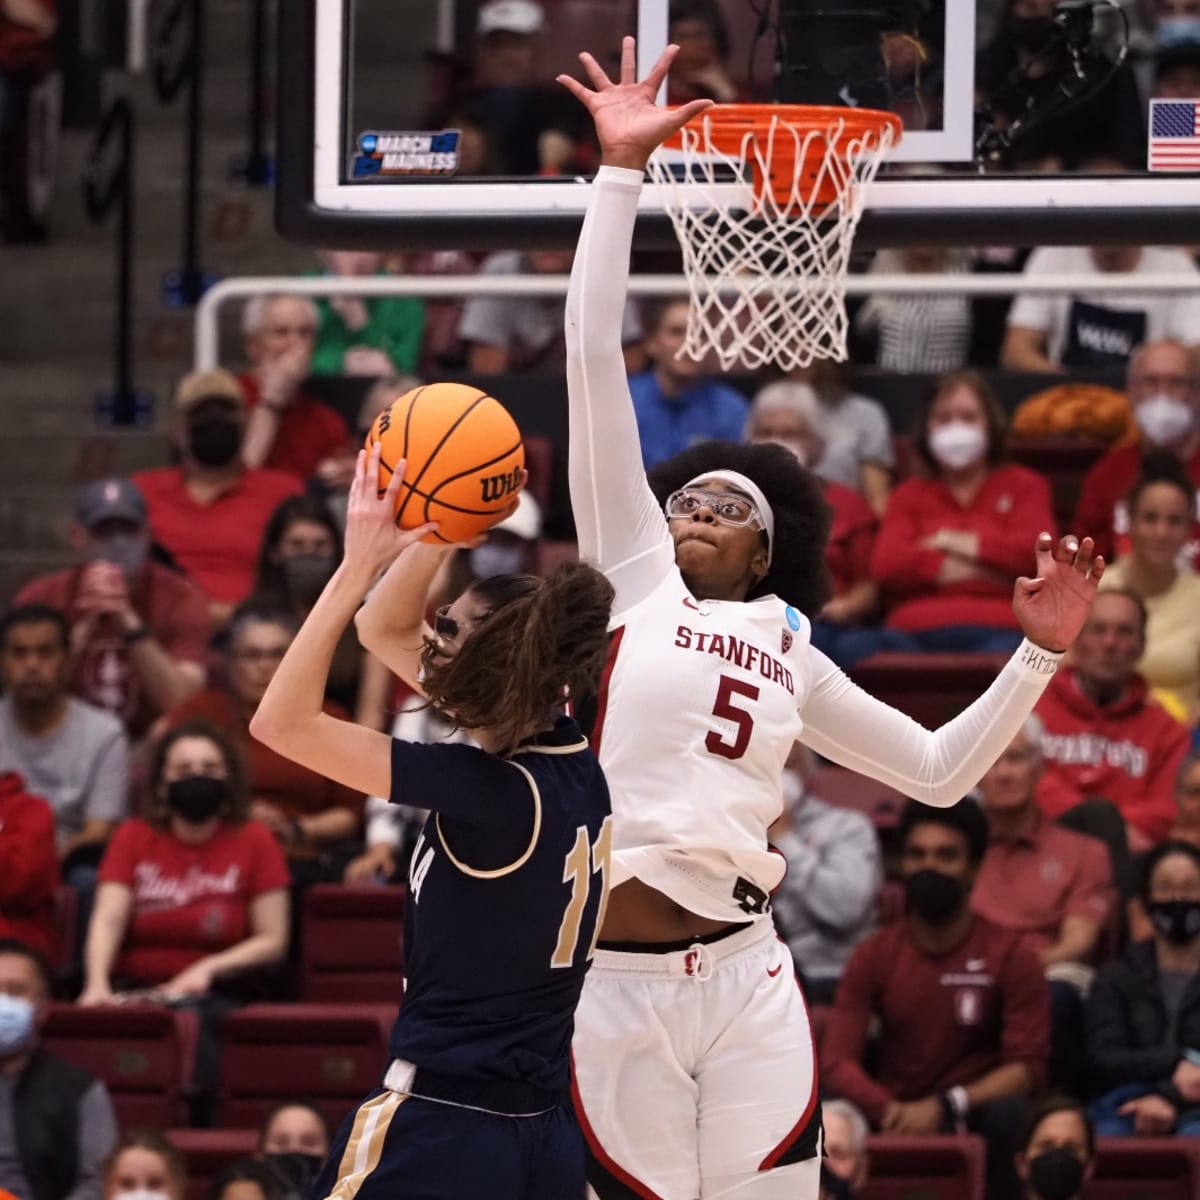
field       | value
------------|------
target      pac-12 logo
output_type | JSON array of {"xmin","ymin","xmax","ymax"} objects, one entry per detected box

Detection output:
[
  {"xmin": 352, "ymin": 130, "xmax": 462, "ymax": 178},
  {"xmin": 481, "ymin": 467, "xmax": 522, "ymax": 504}
]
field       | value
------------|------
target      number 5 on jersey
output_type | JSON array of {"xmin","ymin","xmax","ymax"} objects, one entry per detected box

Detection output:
[
  {"xmin": 706, "ymin": 674, "xmax": 759, "ymax": 761},
  {"xmin": 551, "ymin": 816, "xmax": 613, "ymax": 968}
]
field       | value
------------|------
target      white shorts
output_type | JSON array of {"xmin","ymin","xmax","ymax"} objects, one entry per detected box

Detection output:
[{"xmin": 571, "ymin": 920, "xmax": 822, "ymax": 1200}]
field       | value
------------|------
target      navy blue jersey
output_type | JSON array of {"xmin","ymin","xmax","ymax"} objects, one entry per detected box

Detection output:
[{"xmin": 386, "ymin": 718, "xmax": 611, "ymax": 1096}]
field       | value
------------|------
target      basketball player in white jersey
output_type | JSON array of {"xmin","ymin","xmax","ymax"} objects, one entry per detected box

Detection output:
[{"xmin": 559, "ymin": 38, "xmax": 1104, "ymax": 1200}]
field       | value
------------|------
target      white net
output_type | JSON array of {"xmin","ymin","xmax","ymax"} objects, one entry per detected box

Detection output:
[{"xmin": 647, "ymin": 108, "xmax": 899, "ymax": 372}]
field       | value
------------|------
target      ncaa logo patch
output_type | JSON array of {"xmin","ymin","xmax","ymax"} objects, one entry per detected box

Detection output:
[{"xmin": 785, "ymin": 606, "xmax": 801, "ymax": 631}]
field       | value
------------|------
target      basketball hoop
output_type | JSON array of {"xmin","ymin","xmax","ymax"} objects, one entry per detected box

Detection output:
[{"xmin": 648, "ymin": 104, "xmax": 901, "ymax": 372}]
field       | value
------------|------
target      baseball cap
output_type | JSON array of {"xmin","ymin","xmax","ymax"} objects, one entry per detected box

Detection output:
[
  {"xmin": 175, "ymin": 368, "xmax": 245, "ymax": 413},
  {"xmin": 75, "ymin": 477, "xmax": 147, "ymax": 530},
  {"xmin": 494, "ymin": 490, "xmax": 543, "ymax": 541},
  {"xmin": 477, "ymin": 0, "xmax": 545, "ymax": 37}
]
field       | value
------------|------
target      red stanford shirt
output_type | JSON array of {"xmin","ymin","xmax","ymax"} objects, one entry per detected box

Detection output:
[
  {"xmin": 871, "ymin": 465, "xmax": 1056, "ymax": 633},
  {"xmin": 132, "ymin": 466, "xmax": 301, "ymax": 605},
  {"xmin": 822, "ymin": 915, "xmax": 1049, "ymax": 1125},
  {"xmin": 238, "ymin": 373, "xmax": 350, "ymax": 482},
  {"xmin": 1035, "ymin": 668, "xmax": 1190, "ymax": 842},
  {"xmin": 98, "ymin": 817, "xmax": 290, "ymax": 985},
  {"xmin": 825, "ymin": 481, "xmax": 878, "ymax": 598}
]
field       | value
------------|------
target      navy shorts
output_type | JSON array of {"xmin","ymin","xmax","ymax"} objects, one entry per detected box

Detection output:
[{"xmin": 313, "ymin": 1088, "xmax": 585, "ymax": 1200}]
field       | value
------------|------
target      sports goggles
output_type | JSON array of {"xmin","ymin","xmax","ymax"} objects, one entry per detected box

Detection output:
[{"xmin": 665, "ymin": 488, "xmax": 764, "ymax": 529}]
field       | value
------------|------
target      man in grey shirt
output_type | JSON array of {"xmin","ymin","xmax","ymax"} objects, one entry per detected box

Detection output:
[
  {"xmin": 0, "ymin": 605, "xmax": 129, "ymax": 866},
  {"xmin": 769, "ymin": 748, "xmax": 883, "ymax": 1005},
  {"xmin": 0, "ymin": 939, "xmax": 117, "ymax": 1200}
]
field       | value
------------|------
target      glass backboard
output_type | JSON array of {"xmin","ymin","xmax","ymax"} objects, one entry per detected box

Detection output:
[{"xmin": 276, "ymin": 0, "xmax": 1200, "ymax": 249}]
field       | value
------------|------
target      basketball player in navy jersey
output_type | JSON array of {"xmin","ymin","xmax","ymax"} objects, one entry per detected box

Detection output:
[
  {"xmin": 556, "ymin": 38, "xmax": 1105, "ymax": 1200},
  {"xmin": 251, "ymin": 445, "xmax": 614, "ymax": 1200}
]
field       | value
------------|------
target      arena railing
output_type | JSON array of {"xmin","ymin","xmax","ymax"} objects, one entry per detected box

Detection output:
[{"xmin": 194, "ymin": 272, "xmax": 1200, "ymax": 371}]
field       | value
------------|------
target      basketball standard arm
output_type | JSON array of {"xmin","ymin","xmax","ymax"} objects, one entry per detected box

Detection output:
[
  {"xmin": 798, "ymin": 640, "xmax": 1063, "ymax": 807},
  {"xmin": 566, "ymin": 166, "xmax": 676, "ymax": 616}
]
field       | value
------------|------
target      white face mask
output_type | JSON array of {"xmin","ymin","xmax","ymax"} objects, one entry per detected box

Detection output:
[
  {"xmin": 928, "ymin": 421, "xmax": 987, "ymax": 471},
  {"xmin": 1136, "ymin": 394, "xmax": 1195, "ymax": 447},
  {"xmin": 111, "ymin": 1190, "xmax": 173, "ymax": 1200}
]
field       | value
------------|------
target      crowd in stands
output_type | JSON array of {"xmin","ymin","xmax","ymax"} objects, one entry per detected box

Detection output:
[{"xmin": 8, "ymin": 3, "xmax": 1200, "ymax": 1200}]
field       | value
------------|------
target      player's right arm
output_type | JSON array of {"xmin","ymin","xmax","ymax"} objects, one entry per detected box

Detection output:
[
  {"xmin": 355, "ymin": 542, "xmax": 453, "ymax": 695},
  {"xmin": 561, "ymin": 38, "xmax": 712, "ymax": 614}
]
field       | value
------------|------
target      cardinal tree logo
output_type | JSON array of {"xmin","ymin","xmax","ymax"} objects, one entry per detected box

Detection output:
[{"xmin": 352, "ymin": 130, "xmax": 462, "ymax": 179}]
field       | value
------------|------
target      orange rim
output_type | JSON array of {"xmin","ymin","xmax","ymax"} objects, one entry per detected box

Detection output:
[{"xmin": 662, "ymin": 103, "xmax": 902, "ymax": 208}]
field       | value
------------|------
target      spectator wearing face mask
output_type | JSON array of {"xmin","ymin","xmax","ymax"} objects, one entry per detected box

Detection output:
[
  {"xmin": 0, "ymin": 939, "xmax": 118, "ymax": 1200},
  {"xmin": 102, "ymin": 1133, "xmax": 186, "ymax": 1200},
  {"xmin": 466, "ymin": 490, "xmax": 541, "ymax": 580},
  {"xmin": 250, "ymin": 496, "xmax": 363, "ymax": 715},
  {"xmin": 845, "ymin": 371, "xmax": 1055, "ymax": 660},
  {"xmin": 818, "ymin": 1099, "xmax": 871, "ymax": 1200},
  {"xmin": 1075, "ymin": 340, "xmax": 1200, "ymax": 568},
  {"xmin": 133, "ymin": 371, "xmax": 302, "ymax": 627},
  {"xmin": 767, "ymin": 746, "xmax": 882, "ymax": 1005},
  {"xmin": 14, "ymin": 478, "xmax": 209, "ymax": 742},
  {"xmin": 1085, "ymin": 840, "xmax": 1200, "ymax": 1136},
  {"xmin": 744, "ymin": 382, "xmax": 879, "ymax": 667},
  {"xmin": 1015, "ymin": 1096, "xmax": 1095, "ymax": 1200},
  {"xmin": 256, "ymin": 1103, "xmax": 330, "ymax": 1200},
  {"xmin": 822, "ymin": 798, "xmax": 1048, "ymax": 1200}
]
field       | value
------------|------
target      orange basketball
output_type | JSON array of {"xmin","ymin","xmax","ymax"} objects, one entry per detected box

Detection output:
[{"xmin": 364, "ymin": 382, "xmax": 525, "ymax": 544}]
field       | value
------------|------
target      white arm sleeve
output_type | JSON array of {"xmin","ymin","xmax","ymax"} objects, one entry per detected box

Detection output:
[
  {"xmin": 799, "ymin": 639, "xmax": 1063, "ymax": 807},
  {"xmin": 566, "ymin": 165, "xmax": 677, "ymax": 616}
]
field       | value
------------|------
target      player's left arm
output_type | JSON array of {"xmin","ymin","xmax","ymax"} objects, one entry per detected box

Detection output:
[
  {"xmin": 800, "ymin": 533, "xmax": 1103, "ymax": 806},
  {"xmin": 251, "ymin": 447, "xmax": 437, "ymax": 798}
]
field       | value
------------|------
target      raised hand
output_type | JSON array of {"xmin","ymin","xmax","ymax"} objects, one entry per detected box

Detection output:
[
  {"xmin": 343, "ymin": 443, "xmax": 438, "ymax": 578},
  {"xmin": 557, "ymin": 35, "xmax": 714, "ymax": 172},
  {"xmin": 1012, "ymin": 533, "xmax": 1105, "ymax": 654}
]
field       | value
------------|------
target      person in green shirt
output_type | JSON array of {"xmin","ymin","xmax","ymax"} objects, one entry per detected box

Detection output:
[{"xmin": 311, "ymin": 251, "xmax": 425, "ymax": 376}]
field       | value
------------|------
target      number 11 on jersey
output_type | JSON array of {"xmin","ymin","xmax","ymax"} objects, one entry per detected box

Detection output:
[{"xmin": 551, "ymin": 816, "xmax": 613, "ymax": 968}]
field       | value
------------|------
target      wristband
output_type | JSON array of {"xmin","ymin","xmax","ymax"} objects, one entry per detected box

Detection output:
[
  {"xmin": 945, "ymin": 1086, "xmax": 970, "ymax": 1120},
  {"xmin": 1014, "ymin": 639, "xmax": 1064, "ymax": 678}
]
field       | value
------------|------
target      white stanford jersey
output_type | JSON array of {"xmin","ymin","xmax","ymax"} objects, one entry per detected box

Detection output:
[
  {"xmin": 595, "ymin": 566, "xmax": 813, "ymax": 919},
  {"xmin": 566, "ymin": 165, "xmax": 1067, "ymax": 926}
]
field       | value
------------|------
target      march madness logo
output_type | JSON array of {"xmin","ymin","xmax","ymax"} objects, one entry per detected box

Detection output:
[{"xmin": 352, "ymin": 130, "xmax": 462, "ymax": 179}]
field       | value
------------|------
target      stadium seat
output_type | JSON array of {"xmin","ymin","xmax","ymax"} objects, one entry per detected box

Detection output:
[
  {"xmin": 861, "ymin": 1134, "xmax": 986, "ymax": 1200},
  {"xmin": 1089, "ymin": 1136, "xmax": 1200, "ymax": 1200},
  {"xmin": 218, "ymin": 1003, "xmax": 395, "ymax": 1129},
  {"xmin": 41, "ymin": 1003, "xmax": 196, "ymax": 1128},
  {"xmin": 1007, "ymin": 436, "xmax": 1108, "ymax": 532},
  {"xmin": 812, "ymin": 765, "xmax": 905, "ymax": 830},
  {"xmin": 848, "ymin": 653, "xmax": 1009, "ymax": 729},
  {"xmin": 166, "ymin": 1129, "xmax": 259, "ymax": 1200},
  {"xmin": 300, "ymin": 884, "xmax": 405, "ymax": 1003}
]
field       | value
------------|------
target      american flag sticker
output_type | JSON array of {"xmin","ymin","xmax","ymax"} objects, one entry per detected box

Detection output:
[{"xmin": 1148, "ymin": 99, "xmax": 1200, "ymax": 171}]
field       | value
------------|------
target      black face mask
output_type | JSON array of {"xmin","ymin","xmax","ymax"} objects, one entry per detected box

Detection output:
[
  {"xmin": 1008, "ymin": 15, "xmax": 1055, "ymax": 51},
  {"xmin": 1147, "ymin": 899, "xmax": 1200, "ymax": 946},
  {"xmin": 819, "ymin": 1163, "xmax": 856, "ymax": 1200},
  {"xmin": 187, "ymin": 416, "xmax": 242, "ymax": 468},
  {"xmin": 1027, "ymin": 1147, "xmax": 1085, "ymax": 1200},
  {"xmin": 263, "ymin": 1153, "xmax": 325, "ymax": 1200},
  {"xmin": 166, "ymin": 775, "xmax": 228, "ymax": 824},
  {"xmin": 281, "ymin": 553, "xmax": 336, "ymax": 604},
  {"xmin": 904, "ymin": 869, "xmax": 966, "ymax": 925}
]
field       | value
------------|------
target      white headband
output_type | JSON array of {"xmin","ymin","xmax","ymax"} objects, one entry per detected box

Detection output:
[{"xmin": 682, "ymin": 470, "xmax": 775, "ymax": 567}]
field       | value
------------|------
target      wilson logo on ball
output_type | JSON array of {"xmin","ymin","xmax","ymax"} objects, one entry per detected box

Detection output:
[{"xmin": 480, "ymin": 467, "xmax": 522, "ymax": 504}]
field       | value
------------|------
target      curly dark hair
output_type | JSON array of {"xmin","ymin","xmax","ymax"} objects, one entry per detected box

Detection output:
[
  {"xmin": 646, "ymin": 439, "xmax": 833, "ymax": 617},
  {"xmin": 145, "ymin": 719, "xmax": 250, "ymax": 828},
  {"xmin": 420, "ymin": 562, "xmax": 615, "ymax": 755}
]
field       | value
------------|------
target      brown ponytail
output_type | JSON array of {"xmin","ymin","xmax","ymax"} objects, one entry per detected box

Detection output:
[{"xmin": 420, "ymin": 562, "xmax": 615, "ymax": 754}]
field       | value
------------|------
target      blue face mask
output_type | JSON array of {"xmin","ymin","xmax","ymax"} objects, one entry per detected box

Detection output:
[
  {"xmin": 1158, "ymin": 16, "xmax": 1200, "ymax": 46},
  {"xmin": 0, "ymin": 994, "xmax": 35, "ymax": 1055}
]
